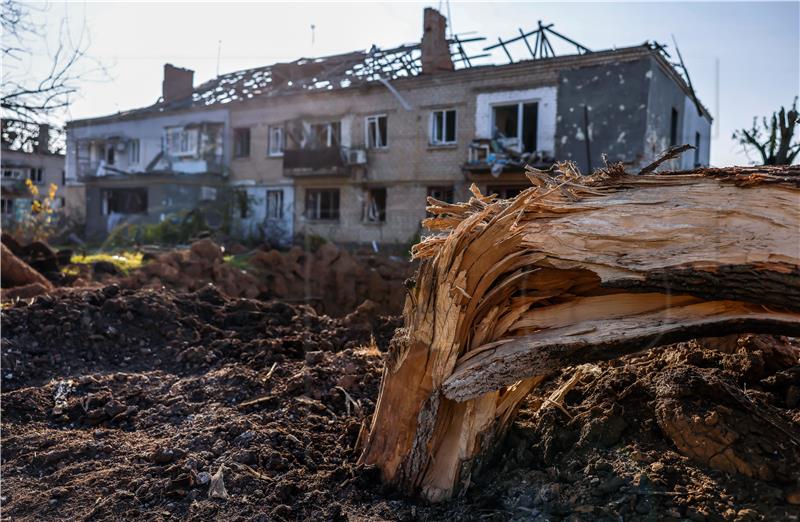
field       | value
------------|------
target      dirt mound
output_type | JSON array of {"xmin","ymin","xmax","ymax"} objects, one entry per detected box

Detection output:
[
  {"xmin": 486, "ymin": 336, "xmax": 800, "ymax": 521},
  {"xmin": 2, "ymin": 288, "xmax": 799, "ymax": 520},
  {"xmin": 118, "ymin": 240, "xmax": 411, "ymax": 316}
]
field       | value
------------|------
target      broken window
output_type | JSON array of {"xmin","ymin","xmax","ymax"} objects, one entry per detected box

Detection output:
[
  {"xmin": 165, "ymin": 126, "xmax": 198, "ymax": 156},
  {"xmin": 29, "ymin": 168, "xmax": 43, "ymax": 184},
  {"xmin": 694, "ymin": 132, "xmax": 701, "ymax": 166},
  {"xmin": 104, "ymin": 188, "xmax": 148, "ymax": 215},
  {"xmin": 487, "ymin": 185, "xmax": 525, "ymax": 199},
  {"xmin": 305, "ymin": 189, "xmax": 340, "ymax": 220},
  {"xmin": 492, "ymin": 102, "xmax": 538, "ymax": 152},
  {"xmin": 237, "ymin": 190, "xmax": 249, "ymax": 218},
  {"xmin": 426, "ymin": 186, "xmax": 454, "ymax": 217},
  {"xmin": 670, "ymin": 108, "xmax": 679, "ymax": 146},
  {"xmin": 1, "ymin": 198, "xmax": 13, "ymax": 215},
  {"xmin": 311, "ymin": 122, "xmax": 341, "ymax": 148},
  {"xmin": 366, "ymin": 115, "xmax": 388, "ymax": 149},
  {"xmin": 268, "ymin": 126, "xmax": 284, "ymax": 157},
  {"xmin": 363, "ymin": 187, "xmax": 387, "ymax": 223},
  {"xmin": 430, "ymin": 109, "xmax": 457, "ymax": 145},
  {"xmin": 427, "ymin": 186, "xmax": 454, "ymax": 204},
  {"xmin": 129, "ymin": 139, "xmax": 140, "ymax": 164},
  {"xmin": 234, "ymin": 127, "xmax": 251, "ymax": 158},
  {"xmin": 266, "ymin": 190, "xmax": 284, "ymax": 219},
  {"xmin": 106, "ymin": 145, "xmax": 116, "ymax": 165}
]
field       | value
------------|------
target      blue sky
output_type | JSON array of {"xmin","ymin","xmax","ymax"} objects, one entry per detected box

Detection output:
[{"xmin": 30, "ymin": 1, "xmax": 800, "ymax": 166}]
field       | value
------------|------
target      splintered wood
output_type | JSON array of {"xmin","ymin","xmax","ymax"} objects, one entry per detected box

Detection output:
[{"xmin": 359, "ymin": 163, "xmax": 800, "ymax": 502}]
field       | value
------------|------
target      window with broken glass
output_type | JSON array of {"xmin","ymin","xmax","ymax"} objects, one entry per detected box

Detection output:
[
  {"xmin": 305, "ymin": 189, "xmax": 339, "ymax": 220},
  {"xmin": 268, "ymin": 126, "xmax": 284, "ymax": 157},
  {"xmin": 103, "ymin": 188, "xmax": 148, "ymax": 215},
  {"xmin": 492, "ymin": 102, "xmax": 538, "ymax": 153},
  {"xmin": 234, "ymin": 128, "xmax": 251, "ymax": 158},
  {"xmin": 365, "ymin": 115, "xmax": 388, "ymax": 149},
  {"xmin": 430, "ymin": 109, "xmax": 457, "ymax": 145},
  {"xmin": 266, "ymin": 190, "xmax": 284, "ymax": 219},
  {"xmin": 165, "ymin": 127, "xmax": 198, "ymax": 156},
  {"xmin": 311, "ymin": 122, "xmax": 341, "ymax": 148},
  {"xmin": 1, "ymin": 198, "xmax": 14, "ymax": 215},
  {"xmin": 363, "ymin": 187, "xmax": 387, "ymax": 223}
]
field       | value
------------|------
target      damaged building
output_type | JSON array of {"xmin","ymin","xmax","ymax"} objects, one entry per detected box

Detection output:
[
  {"xmin": 1, "ymin": 120, "xmax": 82, "ymax": 225},
  {"xmin": 65, "ymin": 7, "xmax": 711, "ymax": 246}
]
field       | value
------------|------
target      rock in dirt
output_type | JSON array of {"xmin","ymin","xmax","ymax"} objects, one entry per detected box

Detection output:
[{"xmin": 208, "ymin": 465, "xmax": 229, "ymax": 500}]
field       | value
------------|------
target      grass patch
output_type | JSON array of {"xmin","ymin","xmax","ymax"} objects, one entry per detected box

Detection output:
[
  {"xmin": 68, "ymin": 251, "xmax": 145, "ymax": 275},
  {"xmin": 223, "ymin": 252, "xmax": 254, "ymax": 272}
]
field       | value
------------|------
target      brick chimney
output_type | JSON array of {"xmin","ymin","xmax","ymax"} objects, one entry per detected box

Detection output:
[
  {"xmin": 421, "ymin": 8, "xmax": 454, "ymax": 74},
  {"xmin": 162, "ymin": 64, "xmax": 194, "ymax": 104}
]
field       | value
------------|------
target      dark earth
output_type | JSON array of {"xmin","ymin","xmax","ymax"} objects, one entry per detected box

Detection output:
[{"xmin": 2, "ymin": 286, "xmax": 799, "ymax": 521}]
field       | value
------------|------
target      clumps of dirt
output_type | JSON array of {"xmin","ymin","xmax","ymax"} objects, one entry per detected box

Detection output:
[
  {"xmin": 1, "ymin": 286, "xmax": 422, "ymax": 521},
  {"xmin": 117, "ymin": 239, "xmax": 412, "ymax": 316},
  {"xmin": 481, "ymin": 335, "xmax": 800, "ymax": 521},
  {"xmin": 3, "ymin": 287, "xmax": 799, "ymax": 521}
]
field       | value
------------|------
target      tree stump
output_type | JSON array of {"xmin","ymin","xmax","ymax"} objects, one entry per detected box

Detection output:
[{"xmin": 359, "ymin": 163, "xmax": 800, "ymax": 502}]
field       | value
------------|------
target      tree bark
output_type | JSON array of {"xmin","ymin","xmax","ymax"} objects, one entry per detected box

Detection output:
[
  {"xmin": 1, "ymin": 243, "xmax": 54, "ymax": 290},
  {"xmin": 359, "ymin": 164, "xmax": 800, "ymax": 502}
]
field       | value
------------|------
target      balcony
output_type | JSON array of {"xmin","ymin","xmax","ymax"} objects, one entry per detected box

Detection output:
[
  {"xmin": 282, "ymin": 147, "xmax": 365, "ymax": 177},
  {"xmin": 462, "ymin": 138, "xmax": 554, "ymax": 178}
]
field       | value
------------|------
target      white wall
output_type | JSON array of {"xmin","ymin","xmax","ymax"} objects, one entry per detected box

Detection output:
[{"xmin": 474, "ymin": 86, "xmax": 558, "ymax": 155}]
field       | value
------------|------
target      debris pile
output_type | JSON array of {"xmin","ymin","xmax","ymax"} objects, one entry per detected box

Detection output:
[{"xmin": 119, "ymin": 239, "xmax": 411, "ymax": 316}]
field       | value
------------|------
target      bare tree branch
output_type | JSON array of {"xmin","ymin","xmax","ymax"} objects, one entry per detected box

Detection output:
[{"xmin": 1, "ymin": 0, "xmax": 109, "ymax": 123}]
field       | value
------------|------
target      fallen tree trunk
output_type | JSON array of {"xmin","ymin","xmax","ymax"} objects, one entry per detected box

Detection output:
[
  {"xmin": 359, "ymin": 163, "xmax": 800, "ymax": 502},
  {"xmin": 1, "ymin": 243, "xmax": 54, "ymax": 291}
]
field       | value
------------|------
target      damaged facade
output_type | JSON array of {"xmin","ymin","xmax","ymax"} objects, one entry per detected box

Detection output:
[
  {"xmin": 1, "ymin": 120, "xmax": 82, "ymax": 224},
  {"xmin": 66, "ymin": 7, "xmax": 711, "ymax": 246}
]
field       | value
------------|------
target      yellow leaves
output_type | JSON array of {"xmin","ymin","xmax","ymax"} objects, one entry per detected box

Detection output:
[
  {"xmin": 48, "ymin": 183, "xmax": 57, "ymax": 200},
  {"xmin": 25, "ymin": 178, "xmax": 39, "ymax": 197}
]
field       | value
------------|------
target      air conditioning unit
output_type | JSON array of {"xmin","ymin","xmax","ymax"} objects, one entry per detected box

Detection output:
[{"xmin": 346, "ymin": 149, "xmax": 367, "ymax": 165}]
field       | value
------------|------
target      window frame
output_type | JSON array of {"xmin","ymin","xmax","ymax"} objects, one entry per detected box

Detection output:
[
  {"xmin": 430, "ymin": 109, "xmax": 457, "ymax": 146},
  {"xmin": 305, "ymin": 188, "xmax": 340, "ymax": 221},
  {"xmin": 365, "ymin": 114, "xmax": 388, "ymax": 149},
  {"xmin": 266, "ymin": 189, "xmax": 284, "ymax": 219},
  {"xmin": 129, "ymin": 139, "xmax": 141, "ymax": 165},
  {"xmin": 670, "ymin": 108, "xmax": 679, "ymax": 146},
  {"xmin": 233, "ymin": 127, "xmax": 251, "ymax": 158},
  {"xmin": 29, "ymin": 167, "xmax": 44, "ymax": 185},
  {"xmin": 1, "ymin": 198, "xmax": 14, "ymax": 215},
  {"xmin": 363, "ymin": 187, "xmax": 387, "ymax": 223},
  {"xmin": 165, "ymin": 126, "xmax": 198, "ymax": 157},
  {"xmin": 268, "ymin": 126, "xmax": 284, "ymax": 157},
  {"xmin": 490, "ymin": 101, "xmax": 538, "ymax": 153}
]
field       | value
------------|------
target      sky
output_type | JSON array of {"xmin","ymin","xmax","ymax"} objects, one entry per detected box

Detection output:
[{"xmin": 21, "ymin": 1, "xmax": 800, "ymax": 166}]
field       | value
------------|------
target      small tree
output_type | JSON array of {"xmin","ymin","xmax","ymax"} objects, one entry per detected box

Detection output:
[
  {"xmin": 733, "ymin": 97, "xmax": 800, "ymax": 165},
  {"xmin": 11, "ymin": 180, "xmax": 62, "ymax": 242}
]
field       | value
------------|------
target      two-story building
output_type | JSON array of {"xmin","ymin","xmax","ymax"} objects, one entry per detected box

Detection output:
[{"xmin": 66, "ymin": 7, "xmax": 711, "ymax": 246}]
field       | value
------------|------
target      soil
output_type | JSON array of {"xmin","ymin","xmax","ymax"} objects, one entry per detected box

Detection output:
[{"xmin": 2, "ymin": 287, "xmax": 799, "ymax": 521}]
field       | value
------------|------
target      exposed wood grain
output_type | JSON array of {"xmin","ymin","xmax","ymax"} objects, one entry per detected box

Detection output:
[{"xmin": 360, "ymin": 163, "xmax": 800, "ymax": 502}]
